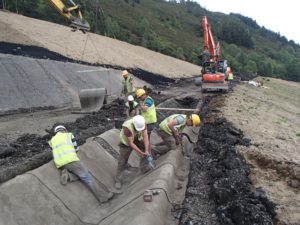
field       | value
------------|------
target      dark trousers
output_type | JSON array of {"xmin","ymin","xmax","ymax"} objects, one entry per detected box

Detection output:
[
  {"xmin": 62, "ymin": 161, "xmax": 104, "ymax": 202},
  {"xmin": 115, "ymin": 142, "xmax": 149, "ymax": 184}
]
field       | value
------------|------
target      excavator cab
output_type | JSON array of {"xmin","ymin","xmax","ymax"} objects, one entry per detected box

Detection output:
[
  {"xmin": 202, "ymin": 60, "xmax": 227, "ymax": 75},
  {"xmin": 48, "ymin": 0, "xmax": 90, "ymax": 32}
]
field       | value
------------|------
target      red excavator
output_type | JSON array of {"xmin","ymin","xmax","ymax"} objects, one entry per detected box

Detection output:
[{"xmin": 195, "ymin": 16, "xmax": 228, "ymax": 92}]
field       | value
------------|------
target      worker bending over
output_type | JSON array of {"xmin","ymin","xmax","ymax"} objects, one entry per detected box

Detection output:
[
  {"xmin": 121, "ymin": 70, "xmax": 136, "ymax": 97},
  {"xmin": 115, "ymin": 115, "xmax": 151, "ymax": 189},
  {"xmin": 152, "ymin": 114, "xmax": 201, "ymax": 157},
  {"xmin": 125, "ymin": 95, "xmax": 139, "ymax": 118},
  {"xmin": 136, "ymin": 88, "xmax": 157, "ymax": 139},
  {"xmin": 48, "ymin": 125, "xmax": 113, "ymax": 203}
]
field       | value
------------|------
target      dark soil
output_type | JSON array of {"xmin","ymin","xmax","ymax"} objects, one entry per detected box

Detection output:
[
  {"xmin": 0, "ymin": 98, "xmax": 124, "ymax": 183},
  {"xmin": 0, "ymin": 91, "xmax": 172, "ymax": 183},
  {"xmin": 0, "ymin": 41, "xmax": 174, "ymax": 86},
  {"xmin": 179, "ymin": 96, "xmax": 276, "ymax": 225}
]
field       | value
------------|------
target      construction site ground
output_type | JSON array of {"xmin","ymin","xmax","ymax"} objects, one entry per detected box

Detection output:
[{"xmin": 0, "ymin": 10, "xmax": 299, "ymax": 225}]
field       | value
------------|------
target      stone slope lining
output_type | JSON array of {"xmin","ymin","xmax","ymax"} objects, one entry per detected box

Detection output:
[
  {"xmin": 0, "ymin": 54, "xmax": 133, "ymax": 114},
  {"xmin": 0, "ymin": 126, "xmax": 199, "ymax": 225}
]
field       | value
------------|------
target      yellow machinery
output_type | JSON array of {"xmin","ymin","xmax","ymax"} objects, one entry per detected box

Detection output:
[
  {"xmin": 48, "ymin": 0, "xmax": 90, "ymax": 32},
  {"xmin": 49, "ymin": 1, "xmax": 108, "ymax": 113}
]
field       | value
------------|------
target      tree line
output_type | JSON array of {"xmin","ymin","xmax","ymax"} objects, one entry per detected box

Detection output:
[{"xmin": 1, "ymin": 0, "xmax": 299, "ymax": 82}]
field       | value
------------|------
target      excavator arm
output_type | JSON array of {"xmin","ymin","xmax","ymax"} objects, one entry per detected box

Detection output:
[
  {"xmin": 202, "ymin": 16, "xmax": 220, "ymax": 63},
  {"xmin": 48, "ymin": 0, "xmax": 90, "ymax": 32},
  {"xmin": 196, "ymin": 16, "xmax": 229, "ymax": 92}
]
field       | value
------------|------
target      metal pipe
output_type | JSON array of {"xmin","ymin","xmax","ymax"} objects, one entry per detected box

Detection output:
[{"xmin": 156, "ymin": 107, "xmax": 199, "ymax": 112}]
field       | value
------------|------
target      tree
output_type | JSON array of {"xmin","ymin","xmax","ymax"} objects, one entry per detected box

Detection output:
[
  {"xmin": 286, "ymin": 60, "xmax": 300, "ymax": 82},
  {"xmin": 244, "ymin": 60, "xmax": 257, "ymax": 73},
  {"xmin": 220, "ymin": 21, "xmax": 254, "ymax": 49}
]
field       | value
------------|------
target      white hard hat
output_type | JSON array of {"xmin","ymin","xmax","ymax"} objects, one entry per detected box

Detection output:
[
  {"xmin": 127, "ymin": 95, "xmax": 134, "ymax": 101},
  {"xmin": 133, "ymin": 115, "xmax": 145, "ymax": 131},
  {"xmin": 54, "ymin": 125, "xmax": 66, "ymax": 133}
]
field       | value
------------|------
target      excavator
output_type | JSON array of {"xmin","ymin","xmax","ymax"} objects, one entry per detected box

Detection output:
[
  {"xmin": 49, "ymin": 1, "xmax": 108, "ymax": 113},
  {"xmin": 195, "ymin": 16, "xmax": 229, "ymax": 92},
  {"xmin": 48, "ymin": 0, "xmax": 90, "ymax": 32}
]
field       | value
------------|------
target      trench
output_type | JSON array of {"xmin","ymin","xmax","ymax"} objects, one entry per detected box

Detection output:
[
  {"xmin": 0, "ymin": 90, "xmax": 171, "ymax": 183},
  {"xmin": 178, "ymin": 95, "xmax": 276, "ymax": 225},
  {"xmin": 0, "ymin": 43, "xmax": 276, "ymax": 224},
  {"xmin": 0, "ymin": 82, "xmax": 277, "ymax": 225}
]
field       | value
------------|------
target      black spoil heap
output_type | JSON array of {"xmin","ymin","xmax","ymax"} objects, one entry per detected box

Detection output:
[{"xmin": 198, "ymin": 118, "xmax": 276, "ymax": 225}]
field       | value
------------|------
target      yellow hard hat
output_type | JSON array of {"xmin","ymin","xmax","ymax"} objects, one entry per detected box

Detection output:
[
  {"xmin": 136, "ymin": 88, "xmax": 146, "ymax": 98},
  {"xmin": 191, "ymin": 114, "xmax": 200, "ymax": 126},
  {"xmin": 122, "ymin": 70, "xmax": 128, "ymax": 77}
]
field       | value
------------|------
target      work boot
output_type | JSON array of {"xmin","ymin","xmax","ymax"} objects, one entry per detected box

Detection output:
[
  {"xmin": 60, "ymin": 169, "xmax": 69, "ymax": 185},
  {"xmin": 102, "ymin": 192, "xmax": 114, "ymax": 203},
  {"xmin": 68, "ymin": 173, "xmax": 79, "ymax": 182}
]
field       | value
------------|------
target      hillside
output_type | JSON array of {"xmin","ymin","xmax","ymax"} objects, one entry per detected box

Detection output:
[
  {"xmin": 0, "ymin": 11, "xmax": 201, "ymax": 78},
  {"xmin": 1, "ymin": 0, "xmax": 300, "ymax": 82}
]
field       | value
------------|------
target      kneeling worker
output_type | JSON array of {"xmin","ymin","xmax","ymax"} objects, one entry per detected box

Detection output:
[
  {"xmin": 125, "ymin": 95, "xmax": 139, "ymax": 118},
  {"xmin": 48, "ymin": 125, "xmax": 113, "ymax": 203},
  {"xmin": 115, "ymin": 115, "xmax": 151, "ymax": 189},
  {"xmin": 152, "ymin": 114, "xmax": 200, "ymax": 156}
]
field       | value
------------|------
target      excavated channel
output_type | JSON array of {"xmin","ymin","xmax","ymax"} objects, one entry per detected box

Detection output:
[
  {"xmin": 0, "ymin": 90, "xmax": 170, "ymax": 183},
  {"xmin": 0, "ymin": 43, "xmax": 276, "ymax": 224},
  {"xmin": 179, "ymin": 95, "xmax": 276, "ymax": 225},
  {"xmin": 0, "ymin": 87, "xmax": 277, "ymax": 225}
]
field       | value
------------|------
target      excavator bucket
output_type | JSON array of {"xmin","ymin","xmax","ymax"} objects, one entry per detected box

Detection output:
[
  {"xmin": 78, "ymin": 88, "xmax": 107, "ymax": 113},
  {"xmin": 48, "ymin": 0, "xmax": 90, "ymax": 32},
  {"xmin": 69, "ymin": 17, "xmax": 90, "ymax": 32}
]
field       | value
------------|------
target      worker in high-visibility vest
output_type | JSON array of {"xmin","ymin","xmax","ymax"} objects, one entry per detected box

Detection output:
[
  {"xmin": 152, "ymin": 114, "xmax": 201, "ymax": 156},
  {"xmin": 48, "ymin": 125, "xmax": 113, "ymax": 203},
  {"xmin": 227, "ymin": 67, "xmax": 234, "ymax": 91},
  {"xmin": 135, "ymin": 88, "xmax": 157, "ymax": 139},
  {"xmin": 125, "ymin": 95, "xmax": 139, "ymax": 118},
  {"xmin": 115, "ymin": 115, "xmax": 152, "ymax": 189},
  {"xmin": 121, "ymin": 70, "xmax": 136, "ymax": 97}
]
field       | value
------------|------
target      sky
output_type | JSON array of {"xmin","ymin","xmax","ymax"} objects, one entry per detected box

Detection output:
[{"xmin": 194, "ymin": 0, "xmax": 300, "ymax": 44}]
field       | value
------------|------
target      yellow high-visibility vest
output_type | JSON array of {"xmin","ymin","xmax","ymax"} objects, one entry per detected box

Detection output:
[
  {"xmin": 159, "ymin": 114, "xmax": 187, "ymax": 135},
  {"xmin": 120, "ymin": 119, "xmax": 143, "ymax": 146},
  {"xmin": 141, "ymin": 96, "xmax": 157, "ymax": 124},
  {"xmin": 122, "ymin": 75, "xmax": 136, "ymax": 94},
  {"xmin": 48, "ymin": 132, "xmax": 79, "ymax": 168}
]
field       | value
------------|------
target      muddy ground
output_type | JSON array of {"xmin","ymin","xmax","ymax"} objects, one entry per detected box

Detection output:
[
  {"xmin": 179, "ymin": 96, "xmax": 276, "ymax": 225},
  {"xmin": 0, "ymin": 90, "xmax": 171, "ymax": 183}
]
